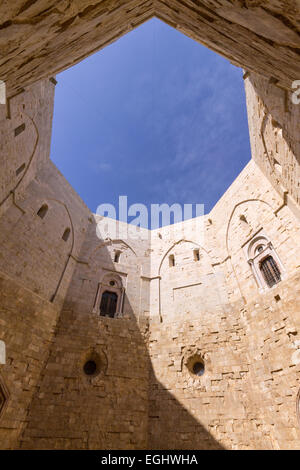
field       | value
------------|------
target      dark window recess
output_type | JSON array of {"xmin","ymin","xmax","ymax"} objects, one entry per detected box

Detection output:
[
  {"xmin": 37, "ymin": 204, "xmax": 48, "ymax": 219},
  {"xmin": 194, "ymin": 249, "xmax": 200, "ymax": 261},
  {"xmin": 114, "ymin": 251, "xmax": 121, "ymax": 263},
  {"xmin": 260, "ymin": 256, "xmax": 281, "ymax": 288},
  {"xmin": 100, "ymin": 291, "xmax": 118, "ymax": 318},
  {"xmin": 16, "ymin": 163, "xmax": 26, "ymax": 176},
  {"xmin": 62, "ymin": 228, "xmax": 71, "ymax": 242},
  {"xmin": 83, "ymin": 360, "xmax": 97, "ymax": 376},
  {"xmin": 192, "ymin": 361, "xmax": 205, "ymax": 376},
  {"xmin": 169, "ymin": 254, "xmax": 175, "ymax": 267},
  {"xmin": 14, "ymin": 123, "xmax": 25, "ymax": 137}
]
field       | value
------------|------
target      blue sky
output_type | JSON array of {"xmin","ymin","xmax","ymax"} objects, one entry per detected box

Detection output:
[{"xmin": 51, "ymin": 18, "xmax": 251, "ymax": 225}]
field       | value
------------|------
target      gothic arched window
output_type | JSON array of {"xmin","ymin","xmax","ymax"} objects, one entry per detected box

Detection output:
[
  {"xmin": 100, "ymin": 291, "xmax": 118, "ymax": 318},
  {"xmin": 246, "ymin": 233, "xmax": 285, "ymax": 291}
]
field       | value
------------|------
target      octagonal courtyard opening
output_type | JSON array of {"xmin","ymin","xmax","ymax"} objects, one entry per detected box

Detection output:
[{"xmin": 50, "ymin": 18, "xmax": 251, "ymax": 227}]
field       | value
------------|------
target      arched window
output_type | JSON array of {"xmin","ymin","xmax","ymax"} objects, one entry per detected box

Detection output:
[
  {"xmin": 260, "ymin": 255, "xmax": 281, "ymax": 287},
  {"xmin": 100, "ymin": 291, "xmax": 118, "ymax": 318},
  {"xmin": 62, "ymin": 228, "xmax": 71, "ymax": 242},
  {"xmin": 93, "ymin": 274, "xmax": 124, "ymax": 317},
  {"xmin": 246, "ymin": 233, "xmax": 284, "ymax": 291},
  {"xmin": 37, "ymin": 204, "xmax": 48, "ymax": 219}
]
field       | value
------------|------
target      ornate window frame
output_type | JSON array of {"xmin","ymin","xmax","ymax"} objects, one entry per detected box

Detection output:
[
  {"xmin": 92, "ymin": 272, "xmax": 125, "ymax": 318},
  {"xmin": 244, "ymin": 231, "xmax": 285, "ymax": 292}
]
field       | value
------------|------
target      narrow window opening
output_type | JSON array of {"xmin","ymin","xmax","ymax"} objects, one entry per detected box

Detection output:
[
  {"xmin": 14, "ymin": 123, "xmax": 25, "ymax": 137},
  {"xmin": 62, "ymin": 227, "xmax": 71, "ymax": 242},
  {"xmin": 260, "ymin": 256, "xmax": 281, "ymax": 288},
  {"xmin": 169, "ymin": 254, "xmax": 175, "ymax": 267},
  {"xmin": 100, "ymin": 291, "xmax": 118, "ymax": 318},
  {"xmin": 193, "ymin": 249, "xmax": 200, "ymax": 261},
  {"xmin": 37, "ymin": 204, "xmax": 48, "ymax": 219},
  {"xmin": 114, "ymin": 250, "xmax": 121, "ymax": 263},
  {"xmin": 16, "ymin": 163, "xmax": 26, "ymax": 176}
]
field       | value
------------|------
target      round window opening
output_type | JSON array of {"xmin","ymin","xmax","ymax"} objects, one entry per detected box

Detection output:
[
  {"xmin": 83, "ymin": 360, "xmax": 97, "ymax": 376},
  {"xmin": 192, "ymin": 361, "xmax": 205, "ymax": 376},
  {"xmin": 186, "ymin": 354, "xmax": 206, "ymax": 378},
  {"xmin": 109, "ymin": 280, "xmax": 115, "ymax": 287}
]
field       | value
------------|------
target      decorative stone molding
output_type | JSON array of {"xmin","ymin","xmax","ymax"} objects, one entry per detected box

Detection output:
[
  {"xmin": 92, "ymin": 272, "xmax": 125, "ymax": 317},
  {"xmin": 244, "ymin": 231, "xmax": 286, "ymax": 291}
]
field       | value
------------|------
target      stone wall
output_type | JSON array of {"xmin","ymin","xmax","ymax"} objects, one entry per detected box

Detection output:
[
  {"xmin": 17, "ymin": 159, "xmax": 300, "ymax": 450},
  {"xmin": 245, "ymin": 72, "xmax": 300, "ymax": 218},
  {"xmin": 19, "ymin": 309, "xmax": 150, "ymax": 450},
  {"xmin": 1, "ymin": 1, "xmax": 300, "ymax": 94},
  {"xmin": 0, "ymin": 271, "xmax": 60, "ymax": 449},
  {"xmin": 0, "ymin": 79, "xmax": 55, "ymax": 218},
  {"xmin": 18, "ymin": 218, "xmax": 151, "ymax": 449},
  {"xmin": 0, "ymin": 79, "xmax": 92, "ymax": 449},
  {"xmin": 148, "ymin": 273, "xmax": 300, "ymax": 449},
  {"xmin": 147, "ymin": 161, "xmax": 300, "ymax": 449},
  {"xmin": 0, "ymin": 162, "xmax": 89, "ymax": 304}
]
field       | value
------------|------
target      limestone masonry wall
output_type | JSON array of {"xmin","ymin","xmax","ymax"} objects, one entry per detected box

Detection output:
[
  {"xmin": 147, "ymin": 161, "xmax": 300, "ymax": 449},
  {"xmin": 0, "ymin": 79, "xmax": 92, "ymax": 449},
  {"xmin": 1, "ymin": 1, "xmax": 300, "ymax": 93},
  {"xmin": 0, "ymin": 271, "xmax": 60, "ymax": 449},
  {"xmin": 245, "ymin": 72, "xmax": 300, "ymax": 217}
]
